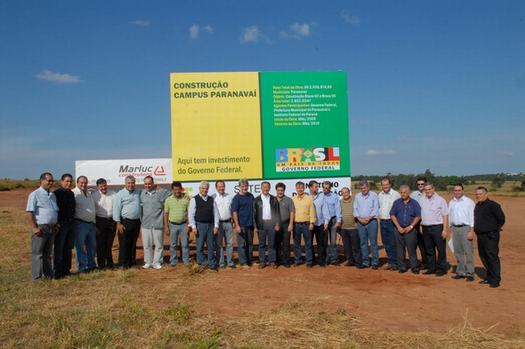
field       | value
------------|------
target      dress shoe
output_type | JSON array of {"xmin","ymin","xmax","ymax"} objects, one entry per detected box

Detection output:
[
  {"xmin": 479, "ymin": 279, "xmax": 490, "ymax": 285},
  {"xmin": 398, "ymin": 268, "xmax": 408, "ymax": 274},
  {"xmin": 358, "ymin": 265, "xmax": 368, "ymax": 269},
  {"xmin": 435, "ymin": 271, "xmax": 446, "ymax": 277},
  {"xmin": 489, "ymin": 283, "xmax": 500, "ymax": 288},
  {"xmin": 411, "ymin": 268, "xmax": 420, "ymax": 275},
  {"xmin": 371, "ymin": 265, "xmax": 379, "ymax": 270},
  {"xmin": 452, "ymin": 274, "xmax": 465, "ymax": 280},
  {"xmin": 423, "ymin": 270, "xmax": 435, "ymax": 275},
  {"xmin": 345, "ymin": 261, "xmax": 353, "ymax": 267},
  {"xmin": 466, "ymin": 276, "xmax": 475, "ymax": 282}
]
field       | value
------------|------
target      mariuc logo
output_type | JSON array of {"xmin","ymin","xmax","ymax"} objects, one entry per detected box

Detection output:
[
  {"xmin": 154, "ymin": 166, "xmax": 166, "ymax": 176},
  {"xmin": 275, "ymin": 147, "xmax": 340, "ymax": 172}
]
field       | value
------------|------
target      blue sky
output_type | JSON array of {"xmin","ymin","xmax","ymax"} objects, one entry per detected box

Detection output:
[{"xmin": 1, "ymin": 0, "xmax": 524, "ymax": 178}]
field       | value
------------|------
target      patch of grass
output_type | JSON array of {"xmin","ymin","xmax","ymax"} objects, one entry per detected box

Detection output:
[{"xmin": 0, "ymin": 179, "xmax": 39, "ymax": 191}]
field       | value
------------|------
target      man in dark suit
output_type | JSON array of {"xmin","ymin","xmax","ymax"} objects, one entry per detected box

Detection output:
[{"xmin": 253, "ymin": 181, "xmax": 281, "ymax": 269}]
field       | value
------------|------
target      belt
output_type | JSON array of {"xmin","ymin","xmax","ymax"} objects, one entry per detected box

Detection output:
[
  {"xmin": 74, "ymin": 218, "xmax": 94, "ymax": 224},
  {"xmin": 170, "ymin": 220, "xmax": 187, "ymax": 225},
  {"xmin": 381, "ymin": 218, "xmax": 392, "ymax": 221},
  {"xmin": 295, "ymin": 221, "xmax": 309, "ymax": 225},
  {"xmin": 122, "ymin": 217, "xmax": 140, "ymax": 222},
  {"xmin": 452, "ymin": 224, "xmax": 468, "ymax": 227},
  {"xmin": 219, "ymin": 219, "xmax": 232, "ymax": 223},
  {"xmin": 422, "ymin": 224, "xmax": 443, "ymax": 227}
]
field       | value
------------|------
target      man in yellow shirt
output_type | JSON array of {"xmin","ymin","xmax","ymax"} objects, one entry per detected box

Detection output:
[{"xmin": 292, "ymin": 181, "xmax": 316, "ymax": 268}]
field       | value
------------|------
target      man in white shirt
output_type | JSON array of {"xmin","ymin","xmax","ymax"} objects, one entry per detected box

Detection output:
[
  {"xmin": 72, "ymin": 176, "xmax": 97, "ymax": 273},
  {"xmin": 449, "ymin": 183, "xmax": 476, "ymax": 282},
  {"xmin": 92, "ymin": 178, "xmax": 116, "ymax": 269},
  {"xmin": 212, "ymin": 180, "xmax": 235, "ymax": 269},
  {"xmin": 378, "ymin": 178, "xmax": 401, "ymax": 270}
]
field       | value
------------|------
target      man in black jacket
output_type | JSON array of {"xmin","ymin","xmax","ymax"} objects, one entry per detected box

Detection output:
[
  {"xmin": 474, "ymin": 186, "xmax": 505, "ymax": 288},
  {"xmin": 53, "ymin": 173, "xmax": 76, "ymax": 278},
  {"xmin": 254, "ymin": 181, "xmax": 281, "ymax": 268}
]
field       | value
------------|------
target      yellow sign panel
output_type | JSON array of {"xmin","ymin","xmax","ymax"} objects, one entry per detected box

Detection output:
[{"xmin": 170, "ymin": 72, "xmax": 262, "ymax": 181}]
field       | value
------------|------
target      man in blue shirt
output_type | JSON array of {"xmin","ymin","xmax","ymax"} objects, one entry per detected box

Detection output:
[
  {"xmin": 353, "ymin": 180, "xmax": 380, "ymax": 269},
  {"xmin": 26, "ymin": 172, "xmax": 59, "ymax": 280},
  {"xmin": 390, "ymin": 185, "xmax": 422, "ymax": 274},
  {"xmin": 322, "ymin": 181, "xmax": 342, "ymax": 266},
  {"xmin": 231, "ymin": 178, "xmax": 255, "ymax": 268},
  {"xmin": 113, "ymin": 175, "xmax": 141, "ymax": 269},
  {"xmin": 310, "ymin": 180, "xmax": 330, "ymax": 266}
]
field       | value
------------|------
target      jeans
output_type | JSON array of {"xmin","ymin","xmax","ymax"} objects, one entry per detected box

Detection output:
[
  {"xmin": 258, "ymin": 221, "xmax": 277, "ymax": 264},
  {"xmin": 54, "ymin": 220, "xmax": 74, "ymax": 277},
  {"xmin": 294, "ymin": 223, "xmax": 313, "ymax": 265},
  {"xmin": 31, "ymin": 224, "xmax": 56, "ymax": 280},
  {"xmin": 422, "ymin": 224, "xmax": 446, "ymax": 273},
  {"xmin": 326, "ymin": 217, "xmax": 339, "ymax": 264},
  {"xmin": 452, "ymin": 225, "xmax": 474, "ymax": 277},
  {"xmin": 340, "ymin": 228, "xmax": 361, "ymax": 265},
  {"xmin": 95, "ymin": 217, "xmax": 116, "ymax": 269},
  {"xmin": 380, "ymin": 219, "xmax": 397, "ymax": 266},
  {"xmin": 141, "ymin": 228, "xmax": 164, "ymax": 266},
  {"xmin": 218, "ymin": 222, "xmax": 234, "ymax": 267},
  {"xmin": 169, "ymin": 223, "xmax": 190, "ymax": 266},
  {"xmin": 196, "ymin": 222, "xmax": 219, "ymax": 268},
  {"xmin": 357, "ymin": 220, "xmax": 379, "ymax": 267},
  {"xmin": 74, "ymin": 221, "xmax": 97, "ymax": 272},
  {"xmin": 237, "ymin": 227, "xmax": 254, "ymax": 265}
]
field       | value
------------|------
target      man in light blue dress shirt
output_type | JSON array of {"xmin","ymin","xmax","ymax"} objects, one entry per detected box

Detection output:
[
  {"xmin": 113, "ymin": 175, "xmax": 141, "ymax": 269},
  {"xmin": 310, "ymin": 180, "xmax": 330, "ymax": 266},
  {"xmin": 353, "ymin": 180, "xmax": 380, "ymax": 269},
  {"xmin": 26, "ymin": 172, "xmax": 59, "ymax": 280},
  {"xmin": 322, "ymin": 181, "xmax": 342, "ymax": 265}
]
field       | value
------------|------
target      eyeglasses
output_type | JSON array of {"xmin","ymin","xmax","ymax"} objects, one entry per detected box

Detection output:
[
  {"xmin": 417, "ymin": 183, "xmax": 425, "ymax": 186},
  {"xmin": 46, "ymin": 179, "xmax": 54, "ymax": 183}
]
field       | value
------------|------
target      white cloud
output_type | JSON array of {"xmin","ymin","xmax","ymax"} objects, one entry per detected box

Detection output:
[
  {"xmin": 189, "ymin": 24, "xmax": 199, "ymax": 40},
  {"xmin": 366, "ymin": 149, "xmax": 397, "ymax": 156},
  {"xmin": 202, "ymin": 25, "xmax": 214, "ymax": 34},
  {"xmin": 497, "ymin": 151, "xmax": 514, "ymax": 157},
  {"xmin": 35, "ymin": 70, "xmax": 81, "ymax": 84},
  {"xmin": 240, "ymin": 25, "xmax": 261, "ymax": 43},
  {"xmin": 130, "ymin": 19, "xmax": 150, "ymax": 27},
  {"xmin": 280, "ymin": 22, "xmax": 311, "ymax": 39},
  {"xmin": 341, "ymin": 10, "xmax": 360, "ymax": 25},
  {"xmin": 189, "ymin": 24, "xmax": 214, "ymax": 40}
]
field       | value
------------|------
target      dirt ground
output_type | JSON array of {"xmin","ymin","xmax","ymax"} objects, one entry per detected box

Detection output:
[{"xmin": 4, "ymin": 188, "xmax": 524, "ymax": 336}]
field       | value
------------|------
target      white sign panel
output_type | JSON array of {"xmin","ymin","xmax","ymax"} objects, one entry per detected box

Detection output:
[{"xmin": 75, "ymin": 158, "xmax": 172, "ymax": 186}]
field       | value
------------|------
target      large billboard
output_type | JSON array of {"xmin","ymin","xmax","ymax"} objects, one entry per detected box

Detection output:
[{"xmin": 170, "ymin": 71, "xmax": 350, "ymax": 187}]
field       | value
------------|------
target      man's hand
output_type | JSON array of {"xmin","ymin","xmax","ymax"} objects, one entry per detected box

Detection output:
[
  {"xmin": 288, "ymin": 224, "xmax": 294, "ymax": 233},
  {"xmin": 193, "ymin": 227, "xmax": 199, "ymax": 238},
  {"xmin": 274, "ymin": 224, "xmax": 280, "ymax": 232},
  {"xmin": 441, "ymin": 229, "xmax": 448, "ymax": 240},
  {"xmin": 335, "ymin": 222, "xmax": 342, "ymax": 230},
  {"xmin": 116, "ymin": 222, "xmax": 126, "ymax": 235},
  {"xmin": 32, "ymin": 226, "xmax": 42, "ymax": 236},
  {"xmin": 323, "ymin": 223, "xmax": 329, "ymax": 231},
  {"xmin": 234, "ymin": 225, "xmax": 241, "ymax": 234},
  {"xmin": 309, "ymin": 223, "xmax": 314, "ymax": 231},
  {"xmin": 213, "ymin": 227, "xmax": 219, "ymax": 235},
  {"xmin": 467, "ymin": 230, "xmax": 474, "ymax": 241},
  {"xmin": 336, "ymin": 234, "xmax": 343, "ymax": 245},
  {"xmin": 164, "ymin": 227, "xmax": 170, "ymax": 236}
]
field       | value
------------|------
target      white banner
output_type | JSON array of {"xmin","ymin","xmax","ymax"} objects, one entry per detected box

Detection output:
[
  {"xmin": 179, "ymin": 177, "xmax": 352, "ymax": 198},
  {"xmin": 75, "ymin": 158, "xmax": 172, "ymax": 186}
]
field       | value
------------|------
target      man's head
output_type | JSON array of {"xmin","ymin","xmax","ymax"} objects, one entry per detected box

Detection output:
[
  {"xmin": 77, "ymin": 175, "xmax": 88, "ymax": 192},
  {"xmin": 295, "ymin": 181, "xmax": 305, "ymax": 196},
  {"xmin": 453, "ymin": 183, "xmax": 464, "ymax": 200},
  {"xmin": 424, "ymin": 183, "xmax": 435, "ymax": 198},
  {"xmin": 171, "ymin": 181, "xmax": 183, "ymax": 197},
  {"xmin": 39, "ymin": 172, "xmax": 54, "ymax": 190},
  {"xmin": 238, "ymin": 178, "xmax": 249, "ymax": 195},
  {"xmin": 381, "ymin": 178, "xmax": 392, "ymax": 193},
  {"xmin": 275, "ymin": 182, "xmax": 286, "ymax": 199},
  {"xmin": 61, "ymin": 173, "xmax": 73, "ymax": 190},
  {"xmin": 359, "ymin": 180, "xmax": 369, "ymax": 196},
  {"xmin": 125, "ymin": 175, "xmax": 136, "ymax": 191},
  {"xmin": 96, "ymin": 178, "xmax": 107, "ymax": 194},
  {"xmin": 341, "ymin": 187, "xmax": 351, "ymax": 200},
  {"xmin": 475, "ymin": 186, "xmax": 489, "ymax": 203},
  {"xmin": 261, "ymin": 181, "xmax": 270, "ymax": 195},
  {"xmin": 416, "ymin": 177, "xmax": 427, "ymax": 192},
  {"xmin": 309, "ymin": 180, "xmax": 319, "ymax": 195},
  {"xmin": 215, "ymin": 180, "xmax": 226, "ymax": 195},
  {"xmin": 399, "ymin": 184, "xmax": 411, "ymax": 200},
  {"xmin": 199, "ymin": 181, "xmax": 210, "ymax": 196},
  {"xmin": 143, "ymin": 176, "xmax": 154, "ymax": 192},
  {"xmin": 322, "ymin": 181, "xmax": 332, "ymax": 194}
]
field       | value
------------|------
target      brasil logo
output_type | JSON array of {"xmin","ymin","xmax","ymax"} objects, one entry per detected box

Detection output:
[{"xmin": 275, "ymin": 147, "xmax": 340, "ymax": 172}]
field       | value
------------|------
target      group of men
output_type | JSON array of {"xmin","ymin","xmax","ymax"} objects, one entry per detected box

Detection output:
[{"xmin": 27, "ymin": 173, "xmax": 505, "ymax": 288}]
